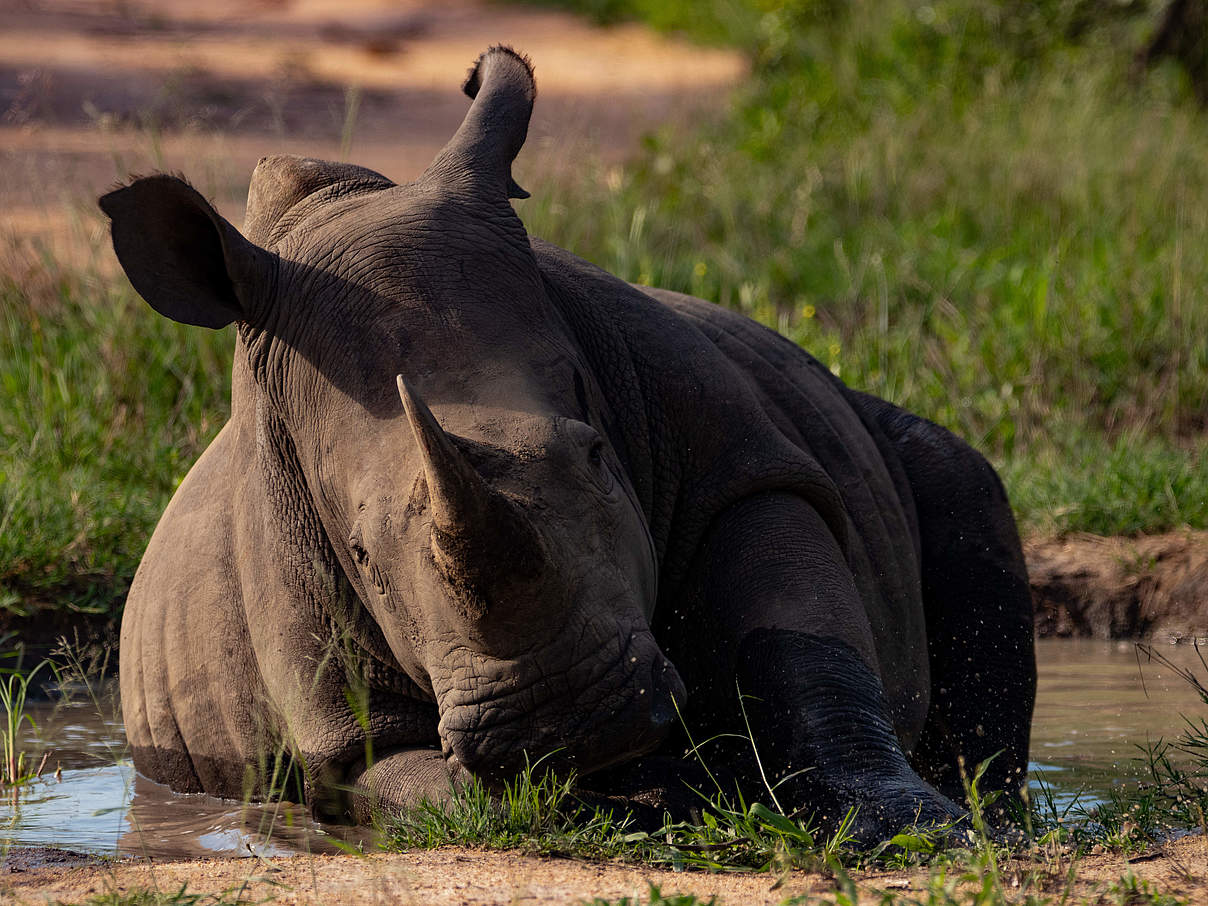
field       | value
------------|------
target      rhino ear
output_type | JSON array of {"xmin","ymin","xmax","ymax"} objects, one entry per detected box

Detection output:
[
  {"xmin": 422, "ymin": 45, "xmax": 535, "ymax": 201},
  {"xmin": 99, "ymin": 175, "xmax": 272, "ymax": 329}
]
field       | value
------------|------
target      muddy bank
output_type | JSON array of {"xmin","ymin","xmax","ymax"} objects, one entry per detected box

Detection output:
[
  {"xmin": 1028, "ymin": 530, "xmax": 1208, "ymax": 641},
  {"xmin": 4, "ymin": 836, "xmax": 1207, "ymax": 905}
]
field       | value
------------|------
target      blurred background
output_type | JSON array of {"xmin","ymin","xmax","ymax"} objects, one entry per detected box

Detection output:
[{"xmin": 1, "ymin": 0, "xmax": 1206, "ymax": 641}]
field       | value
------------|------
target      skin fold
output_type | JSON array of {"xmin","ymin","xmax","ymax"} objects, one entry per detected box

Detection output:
[{"xmin": 100, "ymin": 45, "xmax": 1035, "ymax": 842}]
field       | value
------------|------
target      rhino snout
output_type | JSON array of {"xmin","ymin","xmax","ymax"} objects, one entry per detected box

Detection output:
[{"xmin": 435, "ymin": 650, "xmax": 686, "ymax": 782}]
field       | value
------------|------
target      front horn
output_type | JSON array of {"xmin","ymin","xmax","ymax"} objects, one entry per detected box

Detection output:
[{"xmin": 396, "ymin": 376, "xmax": 545, "ymax": 612}]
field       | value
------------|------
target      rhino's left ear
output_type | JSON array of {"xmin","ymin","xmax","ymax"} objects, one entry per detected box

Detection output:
[
  {"xmin": 99, "ymin": 175, "xmax": 272, "ymax": 329},
  {"xmin": 422, "ymin": 45, "xmax": 536, "ymax": 201}
]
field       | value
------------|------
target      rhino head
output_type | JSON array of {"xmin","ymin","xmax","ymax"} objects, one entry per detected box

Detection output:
[{"xmin": 101, "ymin": 47, "xmax": 685, "ymax": 783}]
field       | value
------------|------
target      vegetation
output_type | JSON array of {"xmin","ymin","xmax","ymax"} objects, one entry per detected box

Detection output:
[
  {"xmin": 0, "ymin": 642, "xmax": 50, "ymax": 786},
  {"xmin": 376, "ymin": 642, "xmax": 1208, "ymax": 902},
  {"xmin": 1060, "ymin": 644, "xmax": 1208, "ymax": 850},
  {"xmin": 376, "ymin": 748, "xmax": 1200, "ymax": 904},
  {"xmin": 586, "ymin": 888, "xmax": 719, "ymax": 906},
  {"xmin": 517, "ymin": 0, "xmax": 1207, "ymax": 539},
  {"xmin": 59, "ymin": 886, "xmax": 272, "ymax": 906},
  {"xmin": 384, "ymin": 758, "xmax": 863, "ymax": 871},
  {"xmin": 0, "ymin": 256, "xmax": 233, "ymax": 620},
  {"xmin": 1, "ymin": 0, "xmax": 1205, "ymax": 615}
]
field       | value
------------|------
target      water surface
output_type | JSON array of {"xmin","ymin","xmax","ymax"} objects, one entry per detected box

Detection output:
[
  {"xmin": 2, "ymin": 639, "xmax": 1205, "ymax": 858},
  {"xmin": 1028, "ymin": 638, "xmax": 1207, "ymax": 813}
]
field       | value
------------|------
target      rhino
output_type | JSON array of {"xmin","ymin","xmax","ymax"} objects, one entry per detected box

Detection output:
[{"xmin": 100, "ymin": 46, "xmax": 1035, "ymax": 841}]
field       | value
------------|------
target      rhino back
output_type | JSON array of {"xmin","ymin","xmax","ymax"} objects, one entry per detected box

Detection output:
[
  {"xmin": 645, "ymin": 288, "xmax": 928, "ymax": 693},
  {"xmin": 532, "ymin": 240, "xmax": 929, "ymax": 738}
]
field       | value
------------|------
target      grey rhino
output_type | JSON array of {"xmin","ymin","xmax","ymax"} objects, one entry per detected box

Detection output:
[{"xmin": 100, "ymin": 46, "xmax": 1035, "ymax": 841}]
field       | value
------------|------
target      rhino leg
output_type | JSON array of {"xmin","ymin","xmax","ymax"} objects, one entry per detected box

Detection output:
[
  {"xmin": 675, "ymin": 492, "xmax": 962, "ymax": 844},
  {"xmin": 847, "ymin": 392, "xmax": 1036, "ymax": 811}
]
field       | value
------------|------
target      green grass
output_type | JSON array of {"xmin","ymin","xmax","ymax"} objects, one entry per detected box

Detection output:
[
  {"xmin": 378, "ymin": 749, "xmax": 1196, "ymax": 904},
  {"xmin": 0, "ymin": 255, "xmax": 232, "ymax": 619},
  {"xmin": 55, "ymin": 886, "xmax": 270, "ymax": 906},
  {"xmin": 384, "ymin": 763, "xmax": 646, "ymax": 860},
  {"xmin": 2, "ymin": 0, "xmax": 1206, "ymax": 613},
  {"xmin": 585, "ymin": 888, "xmax": 719, "ymax": 906},
  {"xmin": 1000, "ymin": 436, "xmax": 1208, "ymax": 537},
  {"xmin": 0, "ymin": 657, "xmax": 50, "ymax": 786},
  {"xmin": 383, "ymin": 752, "xmax": 875, "ymax": 872},
  {"xmin": 515, "ymin": 0, "xmax": 1207, "ymax": 536}
]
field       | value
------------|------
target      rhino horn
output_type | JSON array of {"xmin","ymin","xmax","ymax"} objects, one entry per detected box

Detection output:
[
  {"xmin": 397, "ymin": 375, "xmax": 491, "ymax": 536},
  {"xmin": 396, "ymin": 376, "xmax": 545, "ymax": 610},
  {"xmin": 421, "ymin": 45, "xmax": 535, "ymax": 201}
]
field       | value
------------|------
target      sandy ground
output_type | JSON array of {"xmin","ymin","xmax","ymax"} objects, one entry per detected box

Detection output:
[
  {"xmin": 4, "ymin": 836, "xmax": 1208, "ymax": 905},
  {"xmin": 0, "ymin": 0, "xmax": 745, "ymax": 267}
]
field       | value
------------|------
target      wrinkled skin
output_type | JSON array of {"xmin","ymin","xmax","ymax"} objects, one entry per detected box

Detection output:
[{"xmin": 102, "ymin": 46, "xmax": 1035, "ymax": 842}]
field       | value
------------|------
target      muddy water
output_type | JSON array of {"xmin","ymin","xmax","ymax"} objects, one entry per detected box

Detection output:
[
  {"xmin": 2, "ymin": 639, "xmax": 1205, "ymax": 859},
  {"xmin": 0, "ymin": 685, "xmax": 371, "ymax": 859},
  {"xmin": 1029, "ymin": 638, "xmax": 1207, "ymax": 812}
]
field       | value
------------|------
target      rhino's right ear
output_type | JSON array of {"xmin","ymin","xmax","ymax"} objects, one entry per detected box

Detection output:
[{"xmin": 99, "ymin": 175, "xmax": 272, "ymax": 329}]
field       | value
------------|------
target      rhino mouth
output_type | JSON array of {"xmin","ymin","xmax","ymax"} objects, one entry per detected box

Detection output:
[{"xmin": 433, "ymin": 630, "xmax": 685, "ymax": 782}]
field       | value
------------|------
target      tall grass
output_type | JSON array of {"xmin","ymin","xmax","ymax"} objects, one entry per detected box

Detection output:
[
  {"xmin": 0, "ymin": 659, "xmax": 50, "ymax": 786},
  {"xmin": 0, "ymin": 254, "xmax": 232, "ymax": 618},
  {"xmin": 2, "ymin": 0, "xmax": 1206, "ymax": 614},
  {"xmin": 518, "ymin": 0, "xmax": 1207, "ymax": 535},
  {"xmin": 1064, "ymin": 643, "xmax": 1208, "ymax": 849}
]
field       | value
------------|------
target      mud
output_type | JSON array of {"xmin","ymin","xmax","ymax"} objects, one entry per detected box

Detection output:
[
  {"xmin": 3, "ymin": 836, "xmax": 1207, "ymax": 905},
  {"xmin": 1028, "ymin": 530, "xmax": 1208, "ymax": 641}
]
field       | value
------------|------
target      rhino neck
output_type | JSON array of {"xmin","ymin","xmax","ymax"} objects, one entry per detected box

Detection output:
[{"xmin": 532, "ymin": 241, "xmax": 679, "ymax": 571}]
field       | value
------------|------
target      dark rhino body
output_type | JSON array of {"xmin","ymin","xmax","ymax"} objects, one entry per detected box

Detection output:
[{"xmin": 104, "ymin": 47, "xmax": 1034, "ymax": 840}]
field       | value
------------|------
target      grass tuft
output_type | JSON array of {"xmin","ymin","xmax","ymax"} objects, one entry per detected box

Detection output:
[
  {"xmin": 584, "ymin": 885, "xmax": 718, "ymax": 906},
  {"xmin": 0, "ymin": 658, "xmax": 51, "ymax": 787},
  {"xmin": 385, "ymin": 763, "xmax": 643, "ymax": 860},
  {"xmin": 58, "ymin": 884, "xmax": 276, "ymax": 906}
]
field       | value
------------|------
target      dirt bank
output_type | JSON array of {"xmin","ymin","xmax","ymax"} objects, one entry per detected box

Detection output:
[
  {"xmin": 0, "ymin": 0, "xmax": 745, "ymax": 266},
  {"xmin": 1028, "ymin": 530, "xmax": 1208, "ymax": 641},
  {"xmin": 4, "ymin": 836, "xmax": 1207, "ymax": 905}
]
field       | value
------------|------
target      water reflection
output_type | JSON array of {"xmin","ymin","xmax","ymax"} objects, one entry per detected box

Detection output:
[
  {"xmin": 2, "ymin": 639, "xmax": 1206, "ymax": 856},
  {"xmin": 0, "ymin": 691, "xmax": 369, "ymax": 859},
  {"xmin": 1027, "ymin": 638, "xmax": 1208, "ymax": 812}
]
